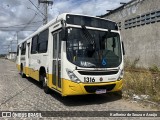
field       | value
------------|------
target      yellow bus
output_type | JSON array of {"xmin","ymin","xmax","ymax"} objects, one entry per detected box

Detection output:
[{"xmin": 16, "ymin": 13, "xmax": 125, "ymax": 96}]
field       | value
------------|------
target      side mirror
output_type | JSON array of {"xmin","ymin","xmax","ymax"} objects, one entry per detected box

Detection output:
[
  {"xmin": 61, "ymin": 20, "xmax": 67, "ymax": 41},
  {"xmin": 122, "ymin": 41, "xmax": 125, "ymax": 55},
  {"xmin": 61, "ymin": 28, "xmax": 67, "ymax": 41}
]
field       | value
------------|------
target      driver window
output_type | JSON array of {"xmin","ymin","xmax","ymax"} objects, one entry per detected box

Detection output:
[{"xmin": 106, "ymin": 37, "xmax": 119, "ymax": 56}]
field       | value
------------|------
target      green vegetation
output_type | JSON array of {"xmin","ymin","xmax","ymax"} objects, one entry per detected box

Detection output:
[
  {"xmin": 149, "ymin": 65, "xmax": 160, "ymax": 72},
  {"xmin": 123, "ymin": 59, "xmax": 160, "ymax": 103},
  {"xmin": 123, "ymin": 71, "xmax": 160, "ymax": 102}
]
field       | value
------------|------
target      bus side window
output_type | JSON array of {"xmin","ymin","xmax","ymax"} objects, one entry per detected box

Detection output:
[
  {"xmin": 31, "ymin": 35, "xmax": 38, "ymax": 54},
  {"xmin": 21, "ymin": 42, "xmax": 26, "ymax": 55},
  {"xmin": 59, "ymin": 31, "xmax": 62, "ymax": 59},
  {"xmin": 53, "ymin": 33, "xmax": 57, "ymax": 58},
  {"xmin": 17, "ymin": 45, "xmax": 19, "ymax": 56},
  {"xmin": 38, "ymin": 29, "xmax": 49, "ymax": 53}
]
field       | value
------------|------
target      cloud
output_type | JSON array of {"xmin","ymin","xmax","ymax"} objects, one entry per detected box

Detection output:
[
  {"xmin": 48, "ymin": 0, "xmax": 131, "ymax": 18},
  {"xmin": 0, "ymin": 0, "xmax": 131, "ymax": 54}
]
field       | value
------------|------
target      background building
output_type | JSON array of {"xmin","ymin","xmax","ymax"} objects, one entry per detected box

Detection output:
[
  {"xmin": 6, "ymin": 52, "xmax": 17, "ymax": 60},
  {"xmin": 101, "ymin": 0, "xmax": 160, "ymax": 68}
]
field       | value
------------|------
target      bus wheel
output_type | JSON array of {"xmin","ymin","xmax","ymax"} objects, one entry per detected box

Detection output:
[
  {"xmin": 41, "ymin": 75, "xmax": 50, "ymax": 94},
  {"xmin": 20, "ymin": 66, "xmax": 26, "ymax": 78}
]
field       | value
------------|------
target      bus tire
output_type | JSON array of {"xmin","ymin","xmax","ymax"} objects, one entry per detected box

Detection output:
[
  {"xmin": 20, "ymin": 65, "xmax": 26, "ymax": 78},
  {"xmin": 41, "ymin": 74, "xmax": 50, "ymax": 94}
]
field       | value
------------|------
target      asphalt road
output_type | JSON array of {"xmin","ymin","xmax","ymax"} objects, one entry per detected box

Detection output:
[{"xmin": 0, "ymin": 59, "xmax": 159, "ymax": 120}]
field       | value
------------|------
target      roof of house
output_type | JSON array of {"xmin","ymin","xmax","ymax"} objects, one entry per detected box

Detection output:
[{"xmin": 99, "ymin": 0, "xmax": 136, "ymax": 18}]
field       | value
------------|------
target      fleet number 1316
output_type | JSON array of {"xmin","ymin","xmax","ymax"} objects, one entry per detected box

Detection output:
[{"xmin": 84, "ymin": 77, "xmax": 95, "ymax": 83}]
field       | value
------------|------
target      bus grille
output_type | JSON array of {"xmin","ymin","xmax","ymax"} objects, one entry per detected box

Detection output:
[
  {"xmin": 78, "ymin": 71, "xmax": 118, "ymax": 75},
  {"xmin": 84, "ymin": 84, "xmax": 116, "ymax": 93}
]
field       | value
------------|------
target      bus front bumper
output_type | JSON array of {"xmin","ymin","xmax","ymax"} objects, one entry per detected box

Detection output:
[{"xmin": 62, "ymin": 79, "xmax": 123, "ymax": 96}]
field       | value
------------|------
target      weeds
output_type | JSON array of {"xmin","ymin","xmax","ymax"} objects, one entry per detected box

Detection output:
[
  {"xmin": 149, "ymin": 65, "xmax": 160, "ymax": 72},
  {"xmin": 123, "ymin": 59, "xmax": 160, "ymax": 103},
  {"xmin": 125, "ymin": 57, "xmax": 140, "ymax": 69}
]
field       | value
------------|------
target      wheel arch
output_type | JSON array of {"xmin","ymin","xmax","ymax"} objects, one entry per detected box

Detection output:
[
  {"xmin": 20, "ymin": 63, "xmax": 23, "ymax": 71},
  {"xmin": 39, "ymin": 66, "xmax": 46, "ymax": 81}
]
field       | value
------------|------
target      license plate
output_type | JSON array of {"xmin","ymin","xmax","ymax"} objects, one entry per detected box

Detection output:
[{"xmin": 95, "ymin": 89, "xmax": 106, "ymax": 94}]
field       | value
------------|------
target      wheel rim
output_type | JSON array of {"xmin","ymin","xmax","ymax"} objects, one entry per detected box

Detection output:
[{"xmin": 43, "ymin": 76, "xmax": 47, "ymax": 87}]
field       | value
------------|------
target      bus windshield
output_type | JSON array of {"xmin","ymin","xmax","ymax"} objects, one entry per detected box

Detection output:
[{"xmin": 66, "ymin": 27, "xmax": 122, "ymax": 68}]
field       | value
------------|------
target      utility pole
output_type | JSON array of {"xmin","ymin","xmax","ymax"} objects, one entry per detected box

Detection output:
[
  {"xmin": 45, "ymin": 1, "xmax": 48, "ymax": 24},
  {"xmin": 38, "ymin": 0, "xmax": 53, "ymax": 24},
  {"xmin": 10, "ymin": 41, "xmax": 12, "ymax": 52},
  {"xmin": 16, "ymin": 31, "xmax": 18, "ymax": 47}
]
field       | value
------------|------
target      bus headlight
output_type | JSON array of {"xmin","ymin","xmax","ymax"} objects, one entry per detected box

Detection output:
[
  {"xmin": 117, "ymin": 69, "xmax": 124, "ymax": 81},
  {"xmin": 66, "ymin": 69, "xmax": 81, "ymax": 83}
]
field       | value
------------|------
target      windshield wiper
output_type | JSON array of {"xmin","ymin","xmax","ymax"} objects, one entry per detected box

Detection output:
[
  {"xmin": 81, "ymin": 25, "xmax": 102, "ymax": 67},
  {"xmin": 81, "ymin": 25, "xmax": 95, "ymax": 45}
]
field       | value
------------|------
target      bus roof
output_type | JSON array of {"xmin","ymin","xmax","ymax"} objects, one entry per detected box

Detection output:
[{"xmin": 19, "ymin": 13, "xmax": 117, "ymax": 45}]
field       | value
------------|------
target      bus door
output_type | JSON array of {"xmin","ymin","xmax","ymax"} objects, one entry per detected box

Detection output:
[{"xmin": 52, "ymin": 31, "xmax": 61, "ymax": 91}]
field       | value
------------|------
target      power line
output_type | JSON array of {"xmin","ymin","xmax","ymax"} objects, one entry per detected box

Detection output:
[
  {"xmin": 20, "ymin": 13, "xmax": 38, "ymax": 31},
  {"xmin": 0, "ymin": 21, "xmax": 43, "ymax": 28},
  {"xmin": 8, "ymin": 13, "xmax": 39, "ymax": 52},
  {"xmin": 27, "ymin": 7, "xmax": 44, "ymax": 19},
  {"xmin": 0, "ymin": 26, "xmax": 41, "ymax": 29},
  {"xmin": 0, "ymin": 27, "xmax": 39, "ymax": 31},
  {"xmin": 28, "ymin": 0, "xmax": 46, "ymax": 17},
  {"xmin": 0, "ymin": 29, "xmax": 37, "ymax": 31}
]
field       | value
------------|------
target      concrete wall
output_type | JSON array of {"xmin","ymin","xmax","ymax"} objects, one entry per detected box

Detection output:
[{"xmin": 103, "ymin": 0, "xmax": 160, "ymax": 68}]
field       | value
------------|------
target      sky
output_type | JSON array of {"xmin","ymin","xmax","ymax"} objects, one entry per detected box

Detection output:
[{"xmin": 0, "ymin": 0, "xmax": 131, "ymax": 54}]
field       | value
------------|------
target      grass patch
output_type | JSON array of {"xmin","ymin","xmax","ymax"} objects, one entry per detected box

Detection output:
[
  {"xmin": 149, "ymin": 65, "xmax": 160, "ymax": 72},
  {"xmin": 123, "ymin": 58, "xmax": 160, "ymax": 104},
  {"xmin": 123, "ymin": 69, "xmax": 160, "ymax": 103}
]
